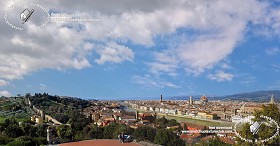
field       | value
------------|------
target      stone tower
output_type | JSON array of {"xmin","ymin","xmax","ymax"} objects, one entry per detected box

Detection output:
[
  {"xmin": 189, "ymin": 96, "xmax": 193, "ymax": 105},
  {"xmin": 40, "ymin": 110, "xmax": 45, "ymax": 121},
  {"xmin": 47, "ymin": 126, "xmax": 52, "ymax": 144},
  {"xmin": 135, "ymin": 111, "xmax": 139, "ymax": 120},
  {"xmin": 270, "ymin": 94, "xmax": 275, "ymax": 104}
]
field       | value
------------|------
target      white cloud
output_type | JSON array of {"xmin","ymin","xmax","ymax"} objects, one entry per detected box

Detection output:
[
  {"xmin": 220, "ymin": 63, "xmax": 231, "ymax": 69},
  {"xmin": 0, "ymin": 17, "xmax": 92, "ymax": 79},
  {"xmin": 0, "ymin": 0, "xmax": 279, "ymax": 82},
  {"xmin": 148, "ymin": 0, "xmax": 278, "ymax": 76},
  {"xmin": 0, "ymin": 79, "xmax": 9, "ymax": 87},
  {"xmin": 39, "ymin": 83, "xmax": 46, "ymax": 90},
  {"xmin": 208, "ymin": 71, "xmax": 234, "ymax": 82},
  {"xmin": 131, "ymin": 75, "xmax": 180, "ymax": 88},
  {"xmin": 0, "ymin": 90, "xmax": 12, "ymax": 97},
  {"xmin": 95, "ymin": 42, "xmax": 134, "ymax": 64},
  {"xmin": 148, "ymin": 51, "xmax": 178, "ymax": 76},
  {"xmin": 235, "ymin": 73, "xmax": 256, "ymax": 85},
  {"xmin": 266, "ymin": 48, "xmax": 280, "ymax": 56}
]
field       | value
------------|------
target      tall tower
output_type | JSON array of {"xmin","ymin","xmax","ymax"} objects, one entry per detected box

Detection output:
[
  {"xmin": 160, "ymin": 95, "xmax": 163, "ymax": 102},
  {"xmin": 27, "ymin": 97, "xmax": 32, "ymax": 107},
  {"xmin": 270, "ymin": 94, "xmax": 275, "ymax": 104},
  {"xmin": 135, "ymin": 111, "xmax": 139, "ymax": 120},
  {"xmin": 47, "ymin": 126, "xmax": 52, "ymax": 144},
  {"xmin": 40, "ymin": 110, "xmax": 45, "ymax": 121},
  {"xmin": 189, "ymin": 96, "xmax": 193, "ymax": 105}
]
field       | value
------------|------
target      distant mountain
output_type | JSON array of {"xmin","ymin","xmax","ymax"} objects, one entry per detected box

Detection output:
[
  {"xmin": 219, "ymin": 90, "xmax": 280, "ymax": 102},
  {"xmin": 166, "ymin": 90, "xmax": 280, "ymax": 102}
]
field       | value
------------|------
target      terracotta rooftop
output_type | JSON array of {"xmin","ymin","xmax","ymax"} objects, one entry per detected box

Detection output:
[
  {"xmin": 180, "ymin": 133, "xmax": 201, "ymax": 140},
  {"xmin": 59, "ymin": 139, "xmax": 142, "ymax": 146},
  {"xmin": 219, "ymin": 137, "xmax": 235, "ymax": 144}
]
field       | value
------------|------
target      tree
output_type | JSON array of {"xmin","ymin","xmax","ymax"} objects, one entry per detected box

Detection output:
[
  {"xmin": 7, "ymin": 136, "xmax": 36, "ymax": 146},
  {"xmin": 89, "ymin": 125, "xmax": 104, "ymax": 139},
  {"xmin": 155, "ymin": 116, "xmax": 180, "ymax": 128},
  {"xmin": 36, "ymin": 125, "xmax": 47, "ymax": 137},
  {"xmin": 239, "ymin": 123, "xmax": 253, "ymax": 143},
  {"xmin": 54, "ymin": 113, "xmax": 69, "ymax": 124},
  {"xmin": 20, "ymin": 123, "xmax": 31, "ymax": 135},
  {"xmin": 103, "ymin": 123, "xmax": 118, "ymax": 139},
  {"xmin": 3, "ymin": 118, "xmax": 17, "ymax": 127},
  {"xmin": 112, "ymin": 124, "xmax": 128, "ymax": 139},
  {"xmin": 133, "ymin": 126, "xmax": 156, "ymax": 142},
  {"xmin": 177, "ymin": 124, "xmax": 182, "ymax": 133},
  {"xmin": 155, "ymin": 116, "xmax": 169, "ymax": 128},
  {"xmin": 255, "ymin": 104, "xmax": 280, "ymax": 145},
  {"xmin": 0, "ymin": 135, "xmax": 13, "ymax": 145},
  {"xmin": 183, "ymin": 123, "xmax": 188, "ymax": 131},
  {"xmin": 4, "ymin": 124, "xmax": 23, "ymax": 138},
  {"xmin": 197, "ymin": 137, "xmax": 231, "ymax": 146},
  {"xmin": 166, "ymin": 119, "xmax": 180, "ymax": 127},
  {"xmin": 237, "ymin": 104, "xmax": 280, "ymax": 145},
  {"xmin": 153, "ymin": 129, "xmax": 185, "ymax": 146},
  {"xmin": 7, "ymin": 140, "xmax": 33, "ymax": 146},
  {"xmin": 56, "ymin": 125, "xmax": 72, "ymax": 140}
]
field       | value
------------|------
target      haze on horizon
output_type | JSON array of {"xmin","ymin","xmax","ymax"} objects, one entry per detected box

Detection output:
[{"xmin": 0, "ymin": 0, "xmax": 280, "ymax": 99}]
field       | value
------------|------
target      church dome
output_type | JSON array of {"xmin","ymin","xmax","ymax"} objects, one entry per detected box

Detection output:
[{"xmin": 200, "ymin": 95, "xmax": 208, "ymax": 101}]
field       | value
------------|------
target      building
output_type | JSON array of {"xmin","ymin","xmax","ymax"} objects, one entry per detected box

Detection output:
[
  {"xmin": 35, "ymin": 116, "xmax": 43, "ymax": 124},
  {"xmin": 270, "ymin": 94, "xmax": 275, "ymax": 104},
  {"xmin": 197, "ymin": 112, "xmax": 206, "ymax": 118},
  {"xmin": 189, "ymin": 96, "xmax": 193, "ymax": 105},
  {"xmin": 200, "ymin": 95, "xmax": 208, "ymax": 105},
  {"xmin": 240, "ymin": 105, "xmax": 263, "ymax": 115},
  {"xmin": 138, "ymin": 113, "xmax": 155, "ymax": 123},
  {"xmin": 92, "ymin": 113, "xmax": 100, "ymax": 122},
  {"xmin": 205, "ymin": 113, "xmax": 218, "ymax": 120},
  {"xmin": 31, "ymin": 115, "xmax": 43, "ymax": 124},
  {"xmin": 180, "ymin": 133, "xmax": 201, "ymax": 145},
  {"xmin": 119, "ymin": 115, "xmax": 136, "ymax": 124}
]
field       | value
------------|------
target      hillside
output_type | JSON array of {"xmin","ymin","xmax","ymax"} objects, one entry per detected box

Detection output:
[
  {"xmin": 219, "ymin": 90, "xmax": 280, "ymax": 102},
  {"xmin": 167, "ymin": 90, "xmax": 280, "ymax": 102}
]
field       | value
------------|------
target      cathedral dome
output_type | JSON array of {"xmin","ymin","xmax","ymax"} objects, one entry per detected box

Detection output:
[{"xmin": 200, "ymin": 95, "xmax": 208, "ymax": 102}]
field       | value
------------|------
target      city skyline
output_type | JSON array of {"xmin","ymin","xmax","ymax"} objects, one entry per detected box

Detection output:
[{"xmin": 0, "ymin": 0, "xmax": 280, "ymax": 99}]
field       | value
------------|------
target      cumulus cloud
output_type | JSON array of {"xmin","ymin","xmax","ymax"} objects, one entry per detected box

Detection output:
[
  {"xmin": 1, "ymin": 0, "xmax": 186, "ymax": 80},
  {"xmin": 148, "ymin": 51, "xmax": 178, "ymax": 76},
  {"xmin": 237, "ymin": 73, "xmax": 256, "ymax": 85},
  {"xmin": 39, "ymin": 83, "xmax": 46, "ymax": 90},
  {"xmin": 148, "ymin": 0, "xmax": 279, "ymax": 76},
  {"xmin": 95, "ymin": 42, "xmax": 134, "ymax": 64},
  {"xmin": 1, "ymin": 2, "xmax": 92, "ymax": 80},
  {"xmin": 0, "ymin": 79, "xmax": 9, "ymax": 87},
  {"xmin": 0, "ymin": 0, "xmax": 279, "ymax": 84},
  {"xmin": 131, "ymin": 75, "xmax": 180, "ymax": 88},
  {"xmin": 208, "ymin": 71, "xmax": 234, "ymax": 82},
  {"xmin": 0, "ymin": 91, "xmax": 12, "ymax": 97}
]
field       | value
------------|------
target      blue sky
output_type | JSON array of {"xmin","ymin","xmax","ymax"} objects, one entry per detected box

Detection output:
[{"xmin": 0, "ymin": 0, "xmax": 280, "ymax": 99}]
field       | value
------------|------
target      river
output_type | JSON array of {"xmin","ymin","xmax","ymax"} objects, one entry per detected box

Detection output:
[{"xmin": 121, "ymin": 105, "xmax": 234, "ymax": 127}]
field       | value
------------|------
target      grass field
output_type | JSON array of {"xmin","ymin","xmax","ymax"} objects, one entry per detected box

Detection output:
[
  {"xmin": 0, "ymin": 116, "xmax": 5, "ymax": 122},
  {"xmin": 156, "ymin": 114, "xmax": 223, "ymax": 127}
]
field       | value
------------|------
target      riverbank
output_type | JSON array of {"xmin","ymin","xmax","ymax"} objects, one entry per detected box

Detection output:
[{"xmin": 122, "ymin": 105, "xmax": 234, "ymax": 127}]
